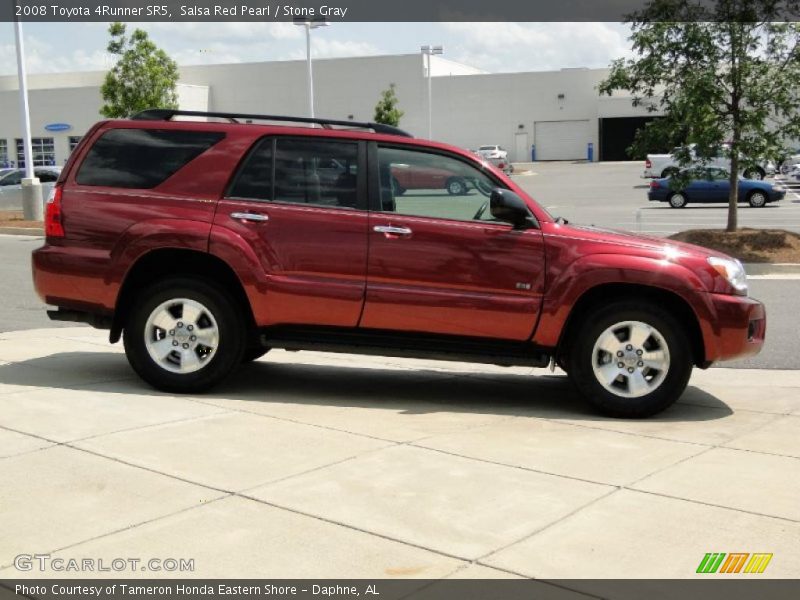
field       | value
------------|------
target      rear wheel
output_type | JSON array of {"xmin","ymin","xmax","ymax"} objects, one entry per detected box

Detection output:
[
  {"xmin": 748, "ymin": 190, "xmax": 767, "ymax": 208},
  {"xmin": 123, "ymin": 278, "xmax": 245, "ymax": 393},
  {"xmin": 743, "ymin": 168, "xmax": 764, "ymax": 181},
  {"xmin": 668, "ymin": 192, "xmax": 688, "ymax": 208},
  {"xmin": 446, "ymin": 177, "xmax": 468, "ymax": 196},
  {"xmin": 567, "ymin": 301, "xmax": 693, "ymax": 418}
]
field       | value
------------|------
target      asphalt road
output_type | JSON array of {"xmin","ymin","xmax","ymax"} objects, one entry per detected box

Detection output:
[
  {"xmin": 1, "ymin": 232, "xmax": 797, "ymax": 369},
  {"xmin": 513, "ymin": 161, "xmax": 800, "ymax": 236}
]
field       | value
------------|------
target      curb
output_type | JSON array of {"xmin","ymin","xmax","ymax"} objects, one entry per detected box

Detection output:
[
  {"xmin": 744, "ymin": 263, "xmax": 800, "ymax": 275},
  {"xmin": 0, "ymin": 227, "xmax": 43, "ymax": 237}
]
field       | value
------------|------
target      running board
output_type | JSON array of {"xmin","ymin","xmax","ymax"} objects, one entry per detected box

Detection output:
[{"xmin": 260, "ymin": 326, "xmax": 550, "ymax": 368}]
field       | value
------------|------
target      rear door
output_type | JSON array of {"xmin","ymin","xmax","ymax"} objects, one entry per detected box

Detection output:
[
  {"xmin": 214, "ymin": 136, "xmax": 369, "ymax": 328},
  {"xmin": 361, "ymin": 144, "xmax": 546, "ymax": 341}
]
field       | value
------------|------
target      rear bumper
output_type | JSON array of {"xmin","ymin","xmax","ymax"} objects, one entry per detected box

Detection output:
[{"xmin": 704, "ymin": 293, "xmax": 765, "ymax": 363}]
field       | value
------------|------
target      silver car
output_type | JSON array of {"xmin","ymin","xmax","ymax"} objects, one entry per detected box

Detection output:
[{"xmin": 0, "ymin": 167, "xmax": 61, "ymax": 211}]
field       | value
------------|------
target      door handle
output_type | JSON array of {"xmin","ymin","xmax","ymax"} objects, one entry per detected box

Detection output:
[
  {"xmin": 373, "ymin": 225, "xmax": 412, "ymax": 236},
  {"xmin": 230, "ymin": 212, "xmax": 269, "ymax": 223}
]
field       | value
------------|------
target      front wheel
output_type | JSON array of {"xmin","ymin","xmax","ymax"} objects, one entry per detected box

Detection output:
[
  {"xmin": 743, "ymin": 168, "xmax": 764, "ymax": 181},
  {"xmin": 567, "ymin": 302, "xmax": 693, "ymax": 418},
  {"xmin": 748, "ymin": 190, "xmax": 767, "ymax": 208},
  {"xmin": 123, "ymin": 278, "xmax": 245, "ymax": 393}
]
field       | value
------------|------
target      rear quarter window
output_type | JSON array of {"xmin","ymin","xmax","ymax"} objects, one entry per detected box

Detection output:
[{"xmin": 76, "ymin": 128, "xmax": 224, "ymax": 188}]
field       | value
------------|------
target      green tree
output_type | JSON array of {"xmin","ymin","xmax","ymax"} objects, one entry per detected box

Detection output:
[
  {"xmin": 100, "ymin": 22, "xmax": 179, "ymax": 118},
  {"xmin": 599, "ymin": 1, "xmax": 800, "ymax": 231},
  {"xmin": 373, "ymin": 83, "xmax": 404, "ymax": 126}
]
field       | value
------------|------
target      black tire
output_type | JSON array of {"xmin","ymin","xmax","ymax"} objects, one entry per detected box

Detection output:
[
  {"xmin": 391, "ymin": 177, "xmax": 406, "ymax": 196},
  {"xmin": 566, "ymin": 301, "xmax": 693, "ymax": 418},
  {"xmin": 743, "ymin": 168, "xmax": 765, "ymax": 181},
  {"xmin": 668, "ymin": 192, "xmax": 688, "ymax": 208},
  {"xmin": 661, "ymin": 168, "xmax": 679, "ymax": 178},
  {"xmin": 242, "ymin": 347, "xmax": 270, "ymax": 363},
  {"xmin": 445, "ymin": 177, "xmax": 468, "ymax": 196},
  {"xmin": 123, "ymin": 277, "xmax": 245, "ymax": 393},
  {"xmin": 748, "ymin": 190, "xmax": 768, "ymax": 208}
]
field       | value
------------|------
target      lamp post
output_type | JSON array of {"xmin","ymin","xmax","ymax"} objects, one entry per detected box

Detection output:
[
  {"xmin": 294, "ymin": 17, "xmax": 328, "ymax": 119},
  {"xmin": 13, "ymin": 6, "xmax": 42, "ymax": 220},
  {"xmin": 420, "ymin": 45, "xmax": 443, "ymax": 139}
]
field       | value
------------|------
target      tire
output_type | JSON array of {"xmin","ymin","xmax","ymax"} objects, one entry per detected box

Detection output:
[
  {"xmin": 566, "ymin": 301, "xmax": 693, "ymax": 418},
  {"xmin": 744, "ymin": 168, "xmax": 764, "ymax": 181},
  {"xmin": 242, "ymin": 347, "xmax": 270, "ymax": 363},
  {"xmin": 748, "ymin": 190, "xmax": 767, "ymax": 208},
  {"xmin": 661, "ymin": 168, "xmax": 679, "ymax": 178},
  {"xmin": 445, "ymin": 177, "xmax": 468, "ymax": 196},
  {"xmin": 123, "ymin": 277, "xmax": 245, "ymax": 393},
  {"xmin": 668, "ymin": 192, "xmax": 688, "ymax": 208},
  {"xmin": 391, "ymin": 177, "xmax": 406, "ymax": 196}
]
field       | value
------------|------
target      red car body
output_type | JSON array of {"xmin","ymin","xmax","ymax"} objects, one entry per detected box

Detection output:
[{"xmin": 32, "ymin": 114, "xmax": 765, "ymax": 416}]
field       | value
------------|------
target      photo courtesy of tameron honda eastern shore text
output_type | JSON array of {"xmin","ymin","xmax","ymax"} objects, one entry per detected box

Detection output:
[{"xmin": 32, "ymin": 110, "xmax": 765, "ymax": 418}]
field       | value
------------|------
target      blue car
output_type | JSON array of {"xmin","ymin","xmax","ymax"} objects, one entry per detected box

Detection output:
[{"xmin": 648, "ymin": 167, "xmax": 786, "ymax": 208}]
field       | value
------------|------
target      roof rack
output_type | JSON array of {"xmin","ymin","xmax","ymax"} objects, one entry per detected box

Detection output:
[{"xmin": 131, "ymin": 109, "xmax": 413, "ymax": 138}]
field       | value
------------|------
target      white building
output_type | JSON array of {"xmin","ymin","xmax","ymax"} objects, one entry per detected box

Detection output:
[{"xmin": 0, "ymin": 53, "xmax": 655, "ymax": 168}]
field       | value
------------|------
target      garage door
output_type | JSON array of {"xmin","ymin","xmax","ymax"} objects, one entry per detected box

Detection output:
[{"xmin": 534, "ymin": 120, "xmax": 592, "ymax": 160}]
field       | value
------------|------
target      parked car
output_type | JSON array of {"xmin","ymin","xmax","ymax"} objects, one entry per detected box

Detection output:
[
  {"xmin": 780, "ymin": 147, "xmax": 800, "ymax": 174},
  {"xmin": 648, "ymin": 167, "xmax": 786, "ymax": 208},
  {"xmin": 391, "ymin": 163, "xmax": 472, "ymax": 196},
  {"xmin": 0, "ymin": 167, "xmax": 62, "ymax": 210},
  {"xmin": 477, "ymin": 145, "xmax": 508, "ymax": 161},
  {"xmin": 643, "ymin": 143, "xmax": 776, "ymax": 180},
  {"xmin": 33, "ymin": 110, "xmax": 765, "ymax": 418}
]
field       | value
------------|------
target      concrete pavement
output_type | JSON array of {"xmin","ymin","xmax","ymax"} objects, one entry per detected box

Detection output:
[{"xmin": 1, "ymin": 327, "xmax": 799, "ymax": 580}]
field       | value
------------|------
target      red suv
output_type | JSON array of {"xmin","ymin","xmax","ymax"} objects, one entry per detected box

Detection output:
[{"xmin": 32, "ymin": 110, "xmax": 765, "ymax": 417}]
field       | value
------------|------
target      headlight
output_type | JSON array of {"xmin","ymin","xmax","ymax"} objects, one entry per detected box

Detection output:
[{"xmin": 707, "ymin": 256, "xmax": 748, "ymax": 293}]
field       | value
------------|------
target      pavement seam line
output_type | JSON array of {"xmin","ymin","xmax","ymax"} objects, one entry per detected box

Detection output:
[{"xmin": 0, "ymin": 494, "xmax": 234, "ymax": 573}]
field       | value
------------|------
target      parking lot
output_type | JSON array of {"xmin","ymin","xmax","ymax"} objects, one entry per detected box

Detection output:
[
  {"xmin": 1, "ymin": 327, "xmax": 799, "ymax": 582},
  {"xmin": 511, "ymin": 161, "xmax": 800, "ymax": 237}
]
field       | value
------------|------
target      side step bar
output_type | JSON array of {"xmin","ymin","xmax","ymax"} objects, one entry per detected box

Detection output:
[{"xmin": 261, "ymin": 326, "xmax": 550, "ymax": 368}]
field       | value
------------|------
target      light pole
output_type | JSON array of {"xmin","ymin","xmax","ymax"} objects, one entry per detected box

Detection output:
[
  {"xmin": 420, "ymin": 45, "xmax": 443, "ymax": 139},
  {"xmin": 13, "ymin": 6, "xmax": 42, "ymax": 221},
  {"xmin": 294, "ymin": 17, "xmax": 328, "ymax": 119}
]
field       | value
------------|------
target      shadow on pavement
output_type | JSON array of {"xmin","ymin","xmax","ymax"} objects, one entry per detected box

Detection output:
[{"xmin": 0, "ymin": 351, "xmax": 733, "ymax": 424}]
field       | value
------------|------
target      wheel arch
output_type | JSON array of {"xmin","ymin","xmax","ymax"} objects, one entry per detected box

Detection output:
[
  {"xmin": 110, "ymin": 248, "xmax": 254, "ymax": 343},
  {"xmin": 555, "ymin": 282, "xmax": 706, "ymax": 368}
]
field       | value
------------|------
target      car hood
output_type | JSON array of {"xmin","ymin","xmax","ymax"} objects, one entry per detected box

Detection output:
[{"xmin": 555, "ymin": 223, "xmax": 727, "ymax": 260}]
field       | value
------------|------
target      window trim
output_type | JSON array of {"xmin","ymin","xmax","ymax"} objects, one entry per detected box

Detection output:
[
  {"xmin": 368, "ymin": 141, "xmax": 538, "ymax": 229},
  {"xmin": 225, "ymin": 135, "xmax": 368, "ymax": 212}
]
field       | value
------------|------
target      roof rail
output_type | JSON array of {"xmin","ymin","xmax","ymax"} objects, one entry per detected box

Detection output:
[{"xmin": 131, "ymin": 109, "xmax": 413, "ymax": 138}]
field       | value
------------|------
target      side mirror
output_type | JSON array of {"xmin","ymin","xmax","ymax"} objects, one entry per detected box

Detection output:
[{"xmin": 490, "ymin": 188, "xmax": 536, "ymax": 229}]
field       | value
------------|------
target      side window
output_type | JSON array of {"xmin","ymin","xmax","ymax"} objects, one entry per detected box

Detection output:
[
  {"xmin": 76, "ymin": 129, "xmax": 224, "ymax": 189},
  {"xmin": 274, "ymin": 139, "xmax": 359, "ymax": 209},
  {"xmin": 378, "ymin": 146, "xmax": 499, "ymax": 222},
  {"xmin": 229, "ymin": 138, "xmax": 272, "ymax": 201},
  {"xmin": 0, "ymin": 170, "xmax": 23, "ymax": 186}
]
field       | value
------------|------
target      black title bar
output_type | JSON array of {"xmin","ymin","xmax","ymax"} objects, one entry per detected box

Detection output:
[{"xmin": 2, "ymin": 0, "xmax": 800, "ymax": 22}]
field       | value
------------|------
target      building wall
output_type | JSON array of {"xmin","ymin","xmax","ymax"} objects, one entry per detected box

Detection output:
[{"xmin": 0, "ymin": 53, "xmax": 650, "ymax": 166}]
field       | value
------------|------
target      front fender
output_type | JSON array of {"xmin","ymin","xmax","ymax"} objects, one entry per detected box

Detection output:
[{"xmin": 533, "ymin": 253, "xmax": 719, "ymax": 357}]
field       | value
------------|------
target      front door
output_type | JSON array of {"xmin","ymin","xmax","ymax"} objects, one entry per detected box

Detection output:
[
  {"xmin": 361, "ymin": 144, "xmax": 546, "ymax": 341},
  {"xmin": 214, "ymin": 136, "xmax": 368, "ymax": 328}
]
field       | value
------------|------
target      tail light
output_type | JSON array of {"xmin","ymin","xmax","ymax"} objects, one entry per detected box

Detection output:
[
  {"xmin": 645, "ymin": 159, "xmax": 652, "ymax": 169},
  {"xmin": 45, "ymin": 184, "xmax": 65, "ymax": 238},
  {"xmin": 650, "ymin": 180, "xmax": 660, "ymax": 189}
]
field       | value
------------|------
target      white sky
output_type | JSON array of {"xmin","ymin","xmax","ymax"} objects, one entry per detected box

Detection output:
[{"xmin": 0, "ymin": 22, "xmax": 634, "ymax": 75}]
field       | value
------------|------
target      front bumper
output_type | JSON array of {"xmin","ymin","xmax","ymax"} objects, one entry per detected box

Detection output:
[{"xmin": 704, "ymin": 293, "xmax": 766, "ymax": 363}]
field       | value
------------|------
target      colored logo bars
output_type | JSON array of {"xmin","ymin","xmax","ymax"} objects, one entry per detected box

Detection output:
[{"xmin": 697, "ymin": 553, "xmax": 773, "ymax": 574}]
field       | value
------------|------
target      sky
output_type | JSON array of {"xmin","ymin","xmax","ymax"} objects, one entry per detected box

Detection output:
[{"xmin": 0, "ymin": 22, "xmax": 634, "ymax": 76}]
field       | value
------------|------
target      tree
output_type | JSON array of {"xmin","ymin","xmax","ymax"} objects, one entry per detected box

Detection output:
[
  {"xmin": 100, "ymin": 22, "xmax": 179, "ymax": 119},
  {"xmin": 599, "ymin": 1, "xmax": 800, "ymax": 231},
  {"xmin": 373, "ymin": 83, "xmax": 404, "ymax": 126}
]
